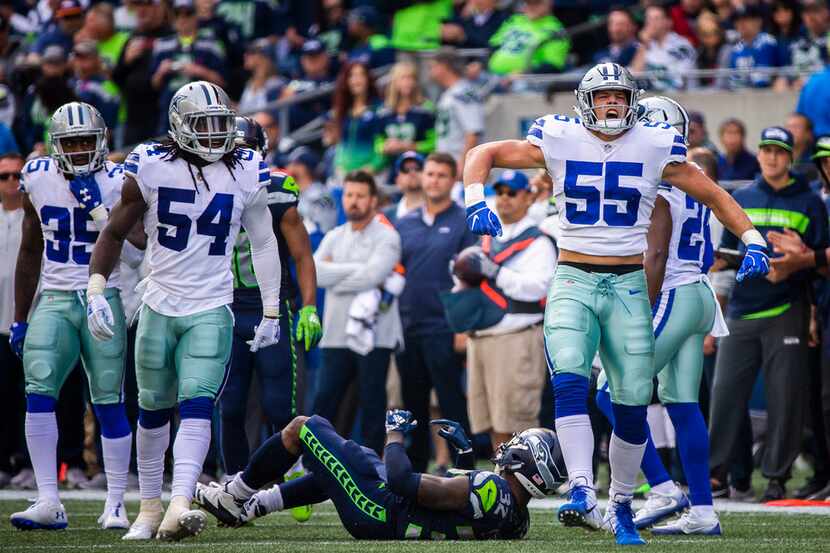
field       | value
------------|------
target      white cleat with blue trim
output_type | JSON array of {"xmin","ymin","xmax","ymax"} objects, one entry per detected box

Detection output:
[
  {"xmin": 651, "ymin": 510, "xmax": 722, "ymax": 536},
  {"xmin": 10, "ymin": 499, "xmax": 68, "ymax": 530},
  {"xmin": 634, "ymin": 484, "xmax": 690, "ymax": 528}
]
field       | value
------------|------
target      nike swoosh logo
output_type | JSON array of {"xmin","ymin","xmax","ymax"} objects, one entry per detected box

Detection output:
[{"xmin": 628, "ymin": 290, "xmax": 641, "ymax": 295}]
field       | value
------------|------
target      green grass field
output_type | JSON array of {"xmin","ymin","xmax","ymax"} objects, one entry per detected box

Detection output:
[{"xmin": 1, "ymin": 500, "xmax": 829, "ymax": 553}]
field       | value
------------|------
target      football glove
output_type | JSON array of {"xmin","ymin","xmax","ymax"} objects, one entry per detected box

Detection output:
[
  {"xmin": 385, "ymin": 409, "xmax": 418, "ymax": 435},
  {"xmin": 466, "ymin": 201, "xmax": 503, "ymax": 237},
  {"xmin": 248, "ymin": 316, "xmax": 281, "ymax": 352},
  {"xmin": 295, "ymin": 305, "xmax": 322, "ymax": 351},
  {"xmin": 430, "ymin": 419, "xmax": 472, "ymax": 455},
  {"xmin": 9, "ymin": 321, "xmax": 27, "ymax": 359},
  {"xmin": 69, "ymin": 174, "xmax": 103, "ymax": 212},
  {"xmin": 86, "ymin": 294, "xmax": 115, "ymax": 341},
  {"xmin": 736, "ymin": 244, "xmax": 770, "ymax": 282}
]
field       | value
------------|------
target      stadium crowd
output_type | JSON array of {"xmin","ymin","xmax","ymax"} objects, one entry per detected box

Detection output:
[{"xmin": 2, "ymin": 0, "xmax": 830, "ymax": 524}]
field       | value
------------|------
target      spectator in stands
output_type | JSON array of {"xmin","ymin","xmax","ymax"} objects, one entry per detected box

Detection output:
[
  {"xmin": 395, "ymin": 151, "xmax": 475, "ymax": 472},
  {"xmin": 592, "ymin": 7, "xmax": 639, "ymax": 67},
  {"xmin": 150, "ymin": 0, "xmax": 227, "ymax": 134},
  {"xmin": 430, "ymin": 49, "xmax": 484, "ymax": 176},
  {"xmin": 441, "ymin": 0, "xmax": 510, "ymax": 50},
  {"xmin": 79, "ymin": 3, "xmax": 129, "ymax": 70},
  {"xmin": 312, "ymin": 171, "xmax": 402, "ymax": 455},
  {"xmin": 112, "ymin": 0, "xmax": 171, "ymax": 145},
  {"xmin": 195, "ymin": 0, "xmax": 245, "ymax": 98},
  {"xmin": 717, "ymin": 118, "xmax": 761, "ymax": 180},
  {"xmin": 309, "ymin": 0, "xmax": 347, "ymax": 55},
  {"xmin": 787, "ymin": 112, "xmax": 818, "ymax": 180},
  {"xmin": 798, "ymin": 54, "xmax": 830, "ymax": 137},
  {"xmin": 710, "ymin": 127, "xmax": 829, "ymax": 501},
  {"xmin": 383, "ymin": 151, "xmax": 424, "ymax": 225},
  {"xmin": 71, "ymin": 41, "xmax": 121, "ymax": 134},
  {"xmin": 213, "ymin": 0, "xmax": 277, "ymax": 43},
  {"xmin": 710, "ymin": 0, "xmax": 738, "ymax": 29},
  {"xmin": 0, "ymin": 14, "xmax": 22, "ymax": 65},
  {"xmin": 631, "ymin": 4, "xmax": 697, "ymax": 90},
  {"xmin": 461, "ymin": 170, "xmax": 555, "ymax": 450},
  {"xmin": 327, "ymin": 61, "xmax": 383, "ymax": 178},
  {"xmin": 696, "ymin": 10, "xmax": 731, "ymax": 88},
  {"xmin": 0, "ymin": 153, "xmax": 24, "ymax": 489},
  {"xmin": 21, "ymin": 45, "xmax": 75, "ymax": 152},
  {"xmin": 728, "ymin": 5, "xmax": 780, "ymax": 89},
  {"xmin": 288, "ymin": 146, "xmax": 338, "ymax": 234},
  {"xmin": 377, "ymin": 61, "xmax": 436, "ymax": 166},
  {"xmin": 281, "ymin": 39, "xmax": 336, "ymax": 131},
  {"xmin": 345, "ymin": 6, "xmax": 394, "ymax": 70},
  {"xmin": 671, "ymin": 0, "xmax": 705, "ymax": 47},
  {"xmin": 391, "ymin": 0, "xmax": 454, "ymax": 52},
  {"xmin": 31, "ymin": 0, "xmax": 85, "ymax": 58},
  {"xmin": 780, "ymin": 0, "xmax": 830, "ymax": 89},
  {"xmin": 688, "ymin": 111, "xmax": 719, "ymax": 153},
  {"xmin": 770, "ymin": 0, "xmax": 802, "ymax": 71},
  {"xmin": 487, "ymin": 0, "xmax": 570, "ymax": 75},
  {"xmin": 238, "ymin": 39, "xmax": 285, "ymax": 115}
]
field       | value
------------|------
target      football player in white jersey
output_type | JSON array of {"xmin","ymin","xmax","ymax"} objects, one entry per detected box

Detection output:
[
  {"xmin": 463, "ymin": 63, "xmax": 769, "ymax": 545},
  {"xmin": 9, "ymin": 102, "xmax": 143, "ymax": 531},
  {"xmin": 85, "ymin": 81, "xmax": 282, "ymax": 541},
  {"xmin": 595, "ymin": 96, "xmax": 725, "ymax": 536}
]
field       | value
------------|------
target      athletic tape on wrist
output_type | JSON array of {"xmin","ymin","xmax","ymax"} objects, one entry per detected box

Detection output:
[
  {"xmin": 740, "ymin": 229, "xmax": 766, "ymax": 248},
  {"xmin": 464, "ymin": 183, "xmax": 485, "ymax": 207}
]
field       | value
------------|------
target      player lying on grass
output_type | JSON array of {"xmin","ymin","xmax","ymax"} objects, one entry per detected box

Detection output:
[{"xmin": 194, "ymin": 411, "xmax": 567, "ymax": 539}]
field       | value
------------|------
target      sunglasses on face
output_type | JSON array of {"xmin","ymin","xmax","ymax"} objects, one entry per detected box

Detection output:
[
  {"xmin": 495, "ymin": 188, "xmax": 518, "ymax": 197},
  {"xmin": 400, "ymin": 165, "xmax": 421, "ymax": 174},
  {"xmin": 0, "ymin": 172, "xmax": 21, "ymax": 180}
]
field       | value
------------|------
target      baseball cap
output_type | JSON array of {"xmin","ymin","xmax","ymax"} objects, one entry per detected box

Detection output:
[
  {"xmin": 813, "ymin": 136, "xmax": 830, "ymax": 160},
  {"xmin": 301, "ymin": 40, "xmax": 326, "ymax": 56},
  {"xmin": 55, "ymin": 0, "xmax": 84, "ymax": 18},
  {"xmin": 173, "ymin": 0, "xmax": 195, "ymax": 11},
  {"xmin": 801, "ymin": 0, "xmax": 828, "ymax": 11},
  {"xmin": 493, "ymin": 170, "xmax": 531, "ymax": 192},
  {"xmin": 246, "ymin": 38, "xmax": 272, "ymax": 56},
  {"xmin": 287, "ymin": 146, "xmax": 320, "ymax": 171},
  {"xmin": 689, "ymin": 111, "xmax": 705, "ymax": 126},
  {"xmin": 734, "ymin": 4, "xmax": 764, "ymax": 19},
  {"xmin": 394, "ymin": 151, "xmax": 424, "ymax": 172},
  {"xmin": 43, "ymin": 45, "xmax": 67, "ymax": 64},
  {"xmin": 758, "ymin": 126, "xmax": 794, "ymax": 152},
  {"xmin": 348, "ymin": 6, "xmax": 380, "ymax": 28},
  {"xmin": 73, "ymin": 40, "xmax": 98, "ymax": 57}
]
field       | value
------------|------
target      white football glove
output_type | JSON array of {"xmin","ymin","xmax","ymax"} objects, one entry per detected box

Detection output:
[
  {"xmin": 247, "ymin": 316, "xmax": 280, "ymax": 352},
  {"xmin": 86, "ymin": 293, "xmax": 115, "ymax": 341}
]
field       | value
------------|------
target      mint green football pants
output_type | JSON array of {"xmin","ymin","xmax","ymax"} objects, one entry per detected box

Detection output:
[
  {"xmin": 23, "ymin": 288, "xmax": 126, "ymax": 404},
  {"xmin": 596, "ymin": 280, "xmax": 717, "ymax": 404},
  {"xmin": 544, "ymin": 264, "xmax": 655, "ymax": 406},
  {"xmin": 134, "ymin": 304, "xmax": 234, "ymax": 411}
]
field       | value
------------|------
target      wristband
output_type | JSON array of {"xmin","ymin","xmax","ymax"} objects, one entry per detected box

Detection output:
[
  {"xmin": 263, "ymin": 306, "xmax": 279, "ymax": 319},
  {"xmin": 740, "ymin": 228, "xmax": 766, "ymax": 248},
  {"xmin": 87, "ymin": 273, "xmax": 107, "ymax": 298},
  {"xmin": 464, "ymin": 182, "xmax": 485, "ymax": 208},
  {"xmin": 816, "ymin": 248, "xmax": 828, "ymax": 269}
]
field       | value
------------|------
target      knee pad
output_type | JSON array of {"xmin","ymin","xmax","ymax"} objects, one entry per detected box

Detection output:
[
  {"xmin": 93, "ymin": 403, "xmax": 131, "ymax": 439},
  {"xmin": 138, "ymin": 407, "xmax": 173, "ymax": 429},
  {"xmin": 611, "ymin": 403, "xmax": 648, "ymax": 444},
  {"xmin": 26, "ymin": 393, "xmax": 56, "ymax": 413},
  {"xmin": 180, "ymin": 396, "xmax": 214, "ymax": 420},
  {"xmin": 553, "ymin": 373, "xmax": 589, "ymax": 418}
]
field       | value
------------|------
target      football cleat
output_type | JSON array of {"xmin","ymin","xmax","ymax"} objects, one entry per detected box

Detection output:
[
  {"xmin": 557, "ymin": 485, "xmax": 603, "ymax": 530},
  {"xmin": 156, "ymin": 496, "xmax": 206, "ymax": 541},
  {"xmin": 604, "ymin": 497, "xmax": 646, "ymax": 545},
  {"xmin": 634, "ymin": 484, "xmax": 690, "ymax": 528},
  {"xmin": 194, "ymin": 481, "xmax": 246, "ymax": 527},
  {"xmin": 10, "ymin": 499, "xmax": 68, "ymax": 530},
  {"xmin": 98, "ymin": 501, "xmax": 129, "ymax": 529},
  {"xmin": 651, "ymin": 510, "xmax": 722, "ymax": 536},
  {"xmin": 122, "ymin": 498, "xmax": 163, "ymax": 540},
  {"xmin": 239, "ymin": 490, "xmax": 274, "ymax": 524},
  {"xmin": 285, "ymin": 461, "xmax": 313, "ymax": 523}
]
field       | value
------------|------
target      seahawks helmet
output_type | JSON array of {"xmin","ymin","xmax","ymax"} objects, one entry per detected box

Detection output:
[
  {"xmin": 168, "ymin": 81, "xmax": 236, "ymax": 162},
  {"xmin": 493, "ymin": 428, "xmax": 567, "ymax": 499},
  {"xmin": 49, "ymin": 102, "xmax": 108, "ymax": 175},
  {"xmin": 235, "ymin": 116, "xmax": 268, "ymax": 155},
  {"xmin": 575, "ymin": 63, "xmax": 642, "ymax": 136},
  {"xmin": 639, "ymin": 96, "xmax": 690, "ymax": 143}
]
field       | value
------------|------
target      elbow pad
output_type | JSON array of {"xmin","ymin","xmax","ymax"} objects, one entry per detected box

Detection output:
[{"xmin": 384, "ymin": 442, "xmax": 421, "ymax": 499}]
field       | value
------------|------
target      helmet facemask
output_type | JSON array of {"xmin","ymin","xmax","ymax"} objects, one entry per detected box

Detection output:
[
  {"xmin": 577, "ymin": 86, "xmax": 639, "ymax": 136},
  {"xmin": 51, "ymin": 130, "xmax": 107, "ymax": 176},
  {"xmin": 171, "ymin": 109, "xmax": 236, "ymax": 163}
]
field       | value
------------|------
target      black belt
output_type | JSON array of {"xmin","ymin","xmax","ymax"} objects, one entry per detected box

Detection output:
[
  {"xmin": 559, "ymin": 261, "xmax": 643, "ymax": 276},
  {"xmin": 507, "ymin": 298, "xmax": 545, "ymax": 314}
]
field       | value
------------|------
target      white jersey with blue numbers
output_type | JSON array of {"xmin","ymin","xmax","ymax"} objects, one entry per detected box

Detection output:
[
  {"xmin": 526, "ymin": 115, "xmax": 687, "ymax": 256},
  {"xmin": 22, "ymin": 158, "xmax": 125, "ymax": 291},
  {"xmin": 125, "ymin": 143, "xmax": 269, "ymax": 317},
  {"xmin": 658, "ymin": 183, "xmax": 713, "ymax": 292}
]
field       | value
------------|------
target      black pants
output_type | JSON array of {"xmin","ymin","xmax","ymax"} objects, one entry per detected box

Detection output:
[
  {"xmin": 395, "ymin": 332, "xmax": 469, "ymax": 472},
  {"xmin": 314, "ymin": 348, "xmax": 391, "ymax": 456},
  {"xmin": 0, "ymin": 336, "xmax": 26, "ymax": 473},
  {"xmin": 709, "ymin": 299, "xmax": 810, "ymax": 480}
]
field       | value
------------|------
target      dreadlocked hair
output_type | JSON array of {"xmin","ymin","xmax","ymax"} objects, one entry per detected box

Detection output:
[{"xmin": 155, "ymin": 137, "xmax": 243, "ymax": 193}]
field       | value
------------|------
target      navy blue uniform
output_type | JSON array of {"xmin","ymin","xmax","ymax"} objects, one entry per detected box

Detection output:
[
  {"xmin": 221, "ymin": 171, "xmax": 301, "ymax": 473},
  {"xmin": 376, "ymin": 104, "xmax": 437, "ymax": 164},
  {"xmin": 298, "ymin": 416, "xmax": 529, "ymax": 540}
]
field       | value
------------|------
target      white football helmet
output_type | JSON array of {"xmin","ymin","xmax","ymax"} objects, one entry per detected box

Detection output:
[
  {"xmin": 639, "ymin": 96, "xmax": 690, "ymax": 143},
  {"xmin": 575, "ymin": 63, "xmax": 642, "ymax": 136},
  {"xmin": 168, "ymin": 81, "xmax": 236, "ymax": 162},
  {"xmin": 49, "ymin": 102, "xmax": 108, "ymax": 175}
]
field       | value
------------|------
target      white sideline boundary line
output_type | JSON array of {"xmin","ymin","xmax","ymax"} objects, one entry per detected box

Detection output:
[{"xmin": 2, "ymin": 490, "xmax": 829, "ymax": 515}]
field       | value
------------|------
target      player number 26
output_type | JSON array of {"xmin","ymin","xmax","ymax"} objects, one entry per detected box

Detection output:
[{"xmin": 563, "ymin": 160, "xmax": 644, "ymax": 227}]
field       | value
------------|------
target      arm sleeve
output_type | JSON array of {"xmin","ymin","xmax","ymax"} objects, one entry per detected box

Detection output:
[
  {"xmin": 384, "ymin": 442, "xmax": 422, "ymax": 500},
  {"xmin": 331, "ymin": 229, "xmax": 402, "ymax": 293},
  {"xmin": 241, "ymin": 187, "xmax": 281, "ymax": 311},
  {"xmin": 494, "ymin": 237, "xmax": 556, "ymax": 301}
]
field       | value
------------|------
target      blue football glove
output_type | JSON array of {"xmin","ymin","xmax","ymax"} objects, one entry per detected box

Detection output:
[
  {"xmin": 430, "ymin": 419, "xmax": 472, "ymax": 455},
  {"xmin": 68, "ymin": 174, "xmax": 103, "ymax": 212},
  {"xmin": 9, "ymin": 321, "xmax": 27, "ymax": 359},
  {"xmin": 385, "ymin": 409, "xmax": 418, "ymax": 435},
  {"xmin": 466, "ymin": 201, "xmax": 503, "ymax": 237},
  {"xmin": 736, "ymin": 244, "xmax": 770, "ymax": 282}
]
